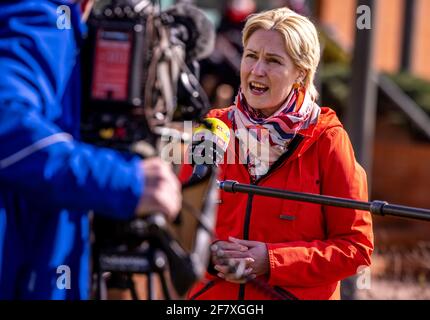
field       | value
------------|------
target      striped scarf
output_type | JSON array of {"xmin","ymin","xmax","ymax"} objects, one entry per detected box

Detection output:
[{"xmin": 233, "ymin": 86, "xmax": 320, "ymax": 180}]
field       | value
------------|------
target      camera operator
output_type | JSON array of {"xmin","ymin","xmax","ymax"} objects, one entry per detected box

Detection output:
[{"xmin": 0, "ymin": 0, "xmax": 181, "ymax": 299}]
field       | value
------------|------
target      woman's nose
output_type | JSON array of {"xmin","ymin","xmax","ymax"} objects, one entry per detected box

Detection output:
[{"xmin": 251, "ymin": 59, "xmax": 266, "ymax": 76}]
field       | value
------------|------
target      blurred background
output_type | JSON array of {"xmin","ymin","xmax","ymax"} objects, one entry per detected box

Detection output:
[
  {"xmin": 106, "ymin": 0, "xmax": 430, "ymax": 299},
  {"xmin": 191, "ymin": 0, "xmax": 430, "ymax": 300}
]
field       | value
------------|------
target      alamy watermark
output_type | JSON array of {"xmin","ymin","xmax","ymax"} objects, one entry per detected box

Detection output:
[
  {"xmin": 356, "ymin": 265, "xmax": 371, "ymax": 290},
  {"xmin": 56, "ymin": 265, "xmax": 71, "ymax": 290},
  {"xmin": 56, "ymin": 4, "xmax": 372, "ymax": 31},
  {"xmin": 356, "ymin": 5, "xmax": 372, "ymax": 30},
  {"xmin": 57, "ymin": 5, "xmax": 71, "ymax": 30},
  {"xmin": 157, "ymin": 121, "xmax": 273, "ymax": 173}
]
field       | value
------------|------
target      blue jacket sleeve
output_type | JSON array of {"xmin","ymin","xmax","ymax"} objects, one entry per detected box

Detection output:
[{"xmin": 0, "ymin": 1, "xmax": 142, "ymax": 220}]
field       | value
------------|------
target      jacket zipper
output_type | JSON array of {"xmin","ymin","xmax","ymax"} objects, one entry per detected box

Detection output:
[
  {"xmin": 273, "ymin": 285, "xmax": 299, "ymax": 300},
  {"xmin": 189, "ymin": 279, "xmax": 218, "ymax": 300},
  {"xmin": 238, "ymin": 194, "xmax": 254, "ymax": 299},
  {"xmin": 237, "ymin": 135, "xmax": 304, "ymax": 300}
]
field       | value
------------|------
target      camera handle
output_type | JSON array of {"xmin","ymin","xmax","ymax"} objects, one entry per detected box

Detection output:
[
  {"xmin": 92, "ymin": 210, "xmax": 177, "ymax": 300},
  {"xmin": 93, "ymin": 235, "xmax": 173, "ymax": 300}
]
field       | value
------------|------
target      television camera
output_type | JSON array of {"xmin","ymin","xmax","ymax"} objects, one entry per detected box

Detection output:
[{"xmin": 80, "ymin": 0, "xmax": 217, "ymax": 299}]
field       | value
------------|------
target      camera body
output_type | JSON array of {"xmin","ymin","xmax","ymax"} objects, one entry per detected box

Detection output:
[
  {"xmin": 81, "ymin": 0, "xmax": 153, "ymax": 150},
  {"xmin": 80, "ymin": 0, "xmax": 217, "ymax": 298},
  {"xmin": 81, "ymin": 0, "xmax": 211, "ymax": 151}
]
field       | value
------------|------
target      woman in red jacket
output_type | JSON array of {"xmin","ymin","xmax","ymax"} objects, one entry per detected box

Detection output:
[{"xmin": 186, "ymin": 7, "xmax": 374, "ymax": 300}]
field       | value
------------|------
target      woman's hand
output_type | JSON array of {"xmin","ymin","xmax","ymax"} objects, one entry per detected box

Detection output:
[
  {"xmin": 211, "ymin": 237, "xmax": 270, "ymax": 283},
  {"xmin": 228, "ymin": 237, "xmax": 270, "ymax": 277},
  {"xmin": 211, "ymin": 239, "xmax": 253, "ymax": 283}
]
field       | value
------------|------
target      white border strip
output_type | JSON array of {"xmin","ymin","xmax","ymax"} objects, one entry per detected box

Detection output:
[{"xmin": 0, "ymin": 133, "xmax": 73, "ymax": 170}]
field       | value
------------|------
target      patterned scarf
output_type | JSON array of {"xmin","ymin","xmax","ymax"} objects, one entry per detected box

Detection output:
[{"xmin": 233, "ymin": 86, "xmax": 321, "ymax": 180}]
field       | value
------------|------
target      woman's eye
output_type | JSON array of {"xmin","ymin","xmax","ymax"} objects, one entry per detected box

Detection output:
[
  {"xmin": 268, "ymin": 59, "xmax": 281, "ymax": 64},
  {"xmin": 246, "ymin": 53, "xmax": 257, "ymax": 59}
]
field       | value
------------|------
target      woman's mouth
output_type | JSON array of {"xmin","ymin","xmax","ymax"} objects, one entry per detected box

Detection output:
[{"xmin": 249, "ymin": 81, "xmax": 269, "ymax": 95}]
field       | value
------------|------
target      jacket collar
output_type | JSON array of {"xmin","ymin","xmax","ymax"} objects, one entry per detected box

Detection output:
[
  {"xmin": 221, "ymin": 106, "xmax": 343, "ymax": 162},
  {"xmin": 292, "ymin": 107, "xmax": 343, "ymax": 160}
]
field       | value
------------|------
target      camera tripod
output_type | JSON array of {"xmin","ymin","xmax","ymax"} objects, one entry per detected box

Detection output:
[
  {"xmin": 91, "ymin": 213, "xmax": 185, "ymax": 301},
  {"xmin": 93, "ymin": 239, "xmax": 174, "ymax": 300},
  {"xmin": 91, "ymin": 196, "xmax": 208, "ymax": 301}
]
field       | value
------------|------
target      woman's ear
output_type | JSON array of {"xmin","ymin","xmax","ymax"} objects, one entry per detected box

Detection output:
[{"xmin": 297, "ymin": 71, "xmax": 306, "ymax": 85}]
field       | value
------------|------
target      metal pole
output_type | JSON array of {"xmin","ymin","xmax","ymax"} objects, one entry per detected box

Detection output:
[
  {"xmin": 219, "ymin": 180, "xmax": 430, "ymax": 222},
  {"xmin": 346, "ymin": 0, "xmax": 378, "ymax": 180},
  {"xmin": 400, "ymin": 0, "xmax": 416, "ymax": 71}
]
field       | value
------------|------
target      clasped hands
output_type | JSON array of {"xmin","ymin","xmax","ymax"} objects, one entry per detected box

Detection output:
[{"xmin": 211, "ymin": 236, "xmax": 269, "ymax": 284}]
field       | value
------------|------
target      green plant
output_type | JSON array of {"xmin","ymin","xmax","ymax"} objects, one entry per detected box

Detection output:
[{"xmin": 387, "ymin": 72, "xmax": 430, "ymax": 115}]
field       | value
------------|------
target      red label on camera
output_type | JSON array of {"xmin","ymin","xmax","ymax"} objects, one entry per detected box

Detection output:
[{"xmin": 92, "ymin": 30, "xmax": 132, "ymax": 101}]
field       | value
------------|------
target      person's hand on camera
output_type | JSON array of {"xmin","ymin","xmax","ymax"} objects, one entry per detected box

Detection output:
[{"xmin": 135, "ymin": 157, "xmax": 181, "ymax": 221}]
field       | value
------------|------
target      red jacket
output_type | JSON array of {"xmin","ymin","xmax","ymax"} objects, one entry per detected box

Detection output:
[{"xmin": 182, "ymin": 107, "xmax": 374, "ymax": 300}]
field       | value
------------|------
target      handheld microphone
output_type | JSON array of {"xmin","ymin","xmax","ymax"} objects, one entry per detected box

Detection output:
[
  {"xmin": 132, "ymin": 118, "xmax": 230, "ymax": 296},
  {"xmin": 188, "ymin": 118, "xmax": 231, "ymax": 182}
]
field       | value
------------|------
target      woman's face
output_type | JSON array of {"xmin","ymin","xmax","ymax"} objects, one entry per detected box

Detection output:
[{"xmin": 240, "ymin": 29, "xmax": 301, "ymax": 117}]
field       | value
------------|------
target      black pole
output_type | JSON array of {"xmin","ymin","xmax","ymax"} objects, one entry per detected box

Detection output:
[
  {"xmin": 400, "ymin": 0, "xmax": 416, "ymax": 72},
  {"xmin": 219, "ymin": 180, "xmax": 430, "ymax": 222},
  {"xmin": 346, "ymin": 0, "xmax": 378, "ymax": 181}
]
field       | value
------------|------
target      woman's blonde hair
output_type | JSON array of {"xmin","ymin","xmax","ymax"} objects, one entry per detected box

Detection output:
[{"xmin": 242, "ymin": 7, "xmax": 321, "ymax": 100}]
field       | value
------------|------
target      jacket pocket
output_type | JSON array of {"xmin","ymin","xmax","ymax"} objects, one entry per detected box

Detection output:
[{"xmin": 272, "ymin": 199, "xmax": 299, "ymax": 241}]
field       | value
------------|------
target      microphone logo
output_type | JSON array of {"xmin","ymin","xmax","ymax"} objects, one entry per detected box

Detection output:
[{"xmin": 191, "ymin": 118, "xmax": 231, "ymax": 166}]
